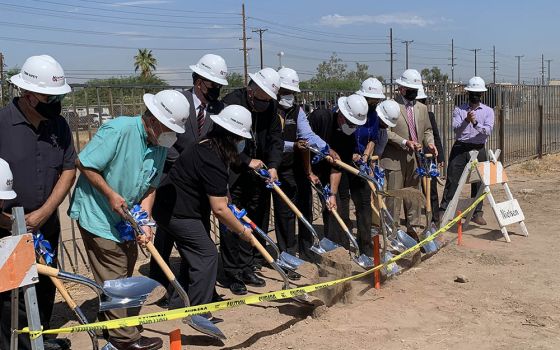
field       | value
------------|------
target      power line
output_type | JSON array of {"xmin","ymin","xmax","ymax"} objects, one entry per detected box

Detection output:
[
  {"xmin": 267, "ymin": 30, "xmax": 386, "ymax": 45},
  {"xmin": 73, "ymin": 0, "xmax": 238, "ymax": 15},
  {"xmin": 401, "ymin": 40, "xmax": 414, "ymax": 69}
]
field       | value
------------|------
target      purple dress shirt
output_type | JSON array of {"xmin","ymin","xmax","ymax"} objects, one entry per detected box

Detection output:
[{"xmin": 452, "ymin": 102, "xmax": 495, "ymax": 144}]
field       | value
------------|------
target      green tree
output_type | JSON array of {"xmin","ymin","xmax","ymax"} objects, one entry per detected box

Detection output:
[
  {"xmin": 315, "ymin": 53, "xmax": 347, "ymax": 81},
  {"xmin": 421, "ymin": 66, "xmax": 448, "ymax": 84},
  {"xmin": 346, "ymin": 62, "xmax": 370, "ymax": 82},
  {"xmin": 134, "ymin": 49, "xmax": 157, "ymax": 78},
  {"xmin": 1, "ymin": 67, "xmax": 19, "ymax": 106},
  {"xmin": 226, "ymin": 72, "xmax": 244, "ymax": 88}
]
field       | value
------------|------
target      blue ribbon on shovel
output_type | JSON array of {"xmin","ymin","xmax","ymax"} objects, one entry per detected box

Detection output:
[
  {"xmin": 311, "ymin": 145, "xmax": 330, "ymax": 164},
  {"xmin": 33, "ymin": 232, "xmax": 55, "ymax": 265},
  {"xmin": 256, "ymin": 168, "xmax": 281, "ymax": 188},
  {"xmin": 115, "ymin": 204, "xmax": 156, "ymax": 242}
]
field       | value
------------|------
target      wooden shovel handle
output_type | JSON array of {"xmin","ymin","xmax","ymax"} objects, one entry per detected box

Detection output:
[
  {"xmin": 271, "ymin": 184, "xmax": 305, "ymax": 218},
  {"xmin": 144, "ymin": 241, "xmax": 176, "ymax": 282},
  {"xmin": 426, "ymin": 176, "xmax": 432, "ymax": 213},
  {"xmin": 36, "ymin": 263, "xmax": 59, "ymax": 277},
  {"xmin": 37, "ymin": 258, "xmax": 78, "ymax": 309},
  {"xmin": 331, "ymin": 209, "xmax": 350, "ymax": 233},
  {"xmin": 239, "ymin": 216, "xmax": 275, "ymax": 264}
]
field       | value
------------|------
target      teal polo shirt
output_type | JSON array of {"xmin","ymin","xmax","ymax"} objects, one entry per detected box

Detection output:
[{"xmin": 69, "ymin": 116, "xmax": 167, "ymax": 242}]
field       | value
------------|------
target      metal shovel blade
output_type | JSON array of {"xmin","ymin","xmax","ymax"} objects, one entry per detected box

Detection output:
[
  {"xmin": 395, "ymin": 229, "xmax": 419, "ymax": 249},
  {"xmin": 382, "ymin": 251, "xmax": 400, "ymax": 277},
  {"xmin": 354, "ymin": 254, "xmax": 375, "ymax": 269},
  {"xmin": 387, "ymin": 236, "xmax": 407, "ymax": 254},
  {"xmin": 278, "ymin": 251, "xmax": 305, "ymax": 271},
  {"xmin": 100, "ymin": 276, "xmax": 166, "ymax": 311},
  {"xmin": 319, "ymin": 237, "xmax": 340, "ymax": 252},
  {"xmin": 184, "ymin": 316, "xmax": 227, "ymax": 340},
  {"xmin": 419, "ymin": 229, "xmax": 438, "ymax": 254}
]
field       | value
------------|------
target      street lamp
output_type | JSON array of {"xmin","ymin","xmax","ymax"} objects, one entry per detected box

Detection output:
[{"xmin": 277, "ymin": 51, "xmax": 284, "ymax": 69}]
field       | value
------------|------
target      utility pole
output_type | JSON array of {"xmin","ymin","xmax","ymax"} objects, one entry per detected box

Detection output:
[
  {"xmin": 240, "ymin": 3, "xmax": 251, "ymax": 86},
  {"xmin": 541, "ymin": 54, "xmax": 545, "ymax": 86},
  {"xmin": 0, "ymin": 52, "xmax": 4, "ymax": 105},
  {"xmin": 389, "ymin": 28, "xmax": 394, "ymax": 93},
  {"xmin": 252, "ymin": 28, "xmax": 267, "ymax": 69},
  {"xmin": 546, "ymin": 59, "xmax": 552, "ymax": 84},
  {"xmin": 491, "ymin": 45, "xmax": 497, "ymax": 84},
  {"xmin": 401, "ymin": 40, "xmax": 413, "ymax": 69},
  {"xmin": 470, "ymin": 48, "xmax": 481, "ymax": 76},
  {"xmin": 515, "ymin": 55, "xmax": 523, "ymax": 85},
  {"xmin": 450, "ymin": 39, "xmax": 455, "ymax": 83}
]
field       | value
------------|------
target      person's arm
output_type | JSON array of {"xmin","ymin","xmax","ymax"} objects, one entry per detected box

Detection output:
[
  {"xmin": 209, "ymin": 196, "xmax": 252, "ymax": 242},
  {"xmin": 327, "ymin": 170, "xmax": 341, "ymax": 210},
  {"xmin": 473, "ymin": 108, "xmax": 494, "ymax": 136},
  {"xmin": 266, "ymin": 106, "xmax": 285, "ymax": 170},
  {"xmin": 363, "ymin": 141, "xmax": 375, "ymax": 159},
  {"xmin": 296, "ymin": 108, "xmax": 327, "ymax": 149},
  {"xmin": 452, "ymin": 106, "xmax": 470, "ymax": 133},
  {"xmin": 135, "ymin": 187, "xmax": 157, "ymax": 245}
]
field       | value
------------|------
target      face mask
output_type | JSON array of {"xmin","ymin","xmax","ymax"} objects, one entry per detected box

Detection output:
[
  {"xmin": 403, "ymin": 89, "xmax": 418, "ymax": 101},
  {"xmin": 204, "ymin": 87, "xmax": 221, "ymax": 102},
  {"xmin": 341, "ymin": 122, "xmax": 356, "ymax": 135},
  {"xmin": 34, "ymin": 101, "xmax": 62, "ymax": 119},
  {"xmin": 469, "ymin": 93, "xmax": 481, "ymax": 104},
  {"xmin": 236, "ymin": 140, "xmax": 246, "ymax": 154},
  {"xmin": 248, "ymin": 89, "xmax": 270, "ymax": 112},
  {"xmin": 157, "ymin": 131, "xmax": 177, "ymax": 148},
  {"xmin": 278, "ymin": 94, "xmax": 294, "ymax": 109}
]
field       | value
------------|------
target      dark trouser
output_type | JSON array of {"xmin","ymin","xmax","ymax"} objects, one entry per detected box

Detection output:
[
  {"xmin": 440, "ymin": 141, "xmax": 487, "ymax": 215},
  {"xmin": 158, "ymin": 218, "xmax": 218, "ymax": 308},
  {"xmin": 294, "ymin": 165, "xmax": 315, "ymax": 261},
  {"xmin": 0, "ymin": 215, "xmax": 59, "ymax": 350},
  {"xmin": 80, "ymin": 225, "xmax": 142, "ymax": 343},
  {"xmin": 336, "ymin": 172, "xmax": 374, "ymax": 256},
  {"xmin": 149, "ymin": 227, "xmax": 174, "ymax": 289},
  {"xmin": 430, "ymin": 176, "xmax": 440, "ymax": 224},
  {"xmin": 220, "ymin": 172, "xmax": 270, "ymax": 282},
  {"xmin": 273, "ymin": 168, "xmax": 297, "ymax": 255}
]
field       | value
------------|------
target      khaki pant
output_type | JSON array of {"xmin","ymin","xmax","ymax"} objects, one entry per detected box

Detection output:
[
  {"xmin": 384, "ymin": 159, "xmax": 423, "ymax": 234},
  {"xmin": 80, "ymin": 225, "xmax": 142, "ymax": 343}
]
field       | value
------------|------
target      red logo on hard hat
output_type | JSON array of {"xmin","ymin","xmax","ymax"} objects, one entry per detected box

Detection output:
[{"xmin": 52, "ymin": 75, "xmax": 65, "ymax": 82}]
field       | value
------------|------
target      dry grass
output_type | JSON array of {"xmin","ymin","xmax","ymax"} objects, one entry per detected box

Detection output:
[{"xmin": 514, "ymin": 153, "xmax": 560, "ymax": 174}]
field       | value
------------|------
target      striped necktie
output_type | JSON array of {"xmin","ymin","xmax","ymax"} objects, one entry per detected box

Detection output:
[
  {"xmin": 197, "ymin": 103, "xmax": 206, "ymax": 136},
  {"xmin": 406, "ymin": 102, "xmax": 418, "ymax": 142}
]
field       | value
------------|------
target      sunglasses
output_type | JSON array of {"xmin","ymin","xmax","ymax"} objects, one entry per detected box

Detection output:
[{"xmin": 47, "ymin": 94, "xmax": 66, "ymax": 104}]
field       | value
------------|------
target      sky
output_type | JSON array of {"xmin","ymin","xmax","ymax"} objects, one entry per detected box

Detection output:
[{"xmin": 1, "ymin": 0, "xmax": 558, "ymax": 86}]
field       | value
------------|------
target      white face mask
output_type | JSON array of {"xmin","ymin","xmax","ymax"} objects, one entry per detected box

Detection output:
[
  {"xmin": 340, "ymin": 122, "xmax": 356, "ymax": 135},
  {"xmin": 157, "ymin": 131, "xmax": 177, "ymax": 148},
  {"xmin": 236, "ymin": 140, "xmax": 246, "ymax": 154},
  {"xmin": 278, "ymin": 94, "xmax": 295, "ymax": 108}
]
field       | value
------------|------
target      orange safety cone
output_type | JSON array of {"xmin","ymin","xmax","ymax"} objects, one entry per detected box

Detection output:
[{"xmin": 170, "ymin": 329, "xmax": 182, "ymax": 350}]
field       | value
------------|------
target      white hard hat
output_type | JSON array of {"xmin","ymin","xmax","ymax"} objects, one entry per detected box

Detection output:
[
  {"xmin": 465, "ymin": 76, "xmax": 487, "ymax": 92},
  {"xmin": 278, "ymin": 67, "xmax": 301, "ymax": 93},
  {"xmin": 0, "ymin": 158, "xmax": 16, "ymax": 200},
  {"xmin": 337, "ymin": 94, "xmax": 368, "ymax": 126},
  {"xmin": 189, "ymin": 53, "xmax": 228, "ymax": 86},
  {"xmin": 248, "ymin": 67, "xmax": 281, "ymax": 100},
  {"xmin": 375, "ymin": 100, "xmax": 400, "ymax": 128},
  {"xmin": 356, "ymin": 77, "xmax": 385, "ymax": 99},
  {"xmin": 210, "ymin": 105, "xmax": 252, "ymax": 139},
  {"xmin": 10, "ymin": 55, "xmax": 71, "ymax": 95},
  {"xmin": 416, "ymin": 85, "xmax": 428, "ymax": 100},
  {"xmin": 395, "ymin": 69, "xmax": 423, "ymax": 89},
  {"xmin": 143, "ymin": 90, "xmax": 189, "ymax": 133}
]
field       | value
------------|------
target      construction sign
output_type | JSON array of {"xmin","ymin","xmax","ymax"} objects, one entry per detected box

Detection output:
[{"xmin": 0, "ymin": 233, "xmax": 38, "ymax": 293}]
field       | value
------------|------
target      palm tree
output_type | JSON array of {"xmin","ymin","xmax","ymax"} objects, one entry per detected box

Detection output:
[{"xmin": 134, "ymin": 49, "xmax": 157, "ymax": 78}]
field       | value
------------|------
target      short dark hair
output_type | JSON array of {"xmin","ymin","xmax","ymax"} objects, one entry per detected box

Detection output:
[{"xmin": 205, "ymin": 123, "xmax": 243, "ymax": 167}]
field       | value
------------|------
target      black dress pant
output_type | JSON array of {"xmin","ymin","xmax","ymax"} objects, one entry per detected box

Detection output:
[
  {"xmin": 0, "ymin": 215, "xmax": 59, "ymax": 350},
  {"xmin": 440, "ymin": 141, "xmax": 487, "ymax": 215},
  {"xmin": 220, "ymin": 172, "xmax": 270, "ymax": 282},
  {"xmin": 294, "ymin": 165, "xmax": 316, "ymax": 261},
  {"xmin": 273, "ymin": 168, "xmax": 297, "ymax": 255},
  {"xmin": 430, "ymin": 176, "xmax": 440, "ymax": 224},
  {"xmin": 161, "ymin": 217, "xmax": 218, "ymax": 308}
]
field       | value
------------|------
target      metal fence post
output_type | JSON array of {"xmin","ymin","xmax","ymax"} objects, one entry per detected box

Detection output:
[
  {"xmin": 499, "ymin": 107, "xmax": 505, "ymax": 163},
  {"xmin": 538, "ymin": 103, "xmax": 544, "ymax": 159}
]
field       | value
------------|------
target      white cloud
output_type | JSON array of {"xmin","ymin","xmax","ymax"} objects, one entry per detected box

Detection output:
[
  {"xmin": 319, "ymin": 13, "xmax": 435, "ymax": 28},
  {"xmin": 112, "ymin": 0, "xmax": 170, "ymax": 6}
]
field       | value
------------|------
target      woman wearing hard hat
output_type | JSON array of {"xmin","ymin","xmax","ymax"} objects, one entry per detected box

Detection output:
[
  {"xmin": 0, "ymin": 158, "xmax": 16, "ymax": 212},
  {"xmin": 152, "ymin": 105, "xmax": 254, "ymax": 317}
]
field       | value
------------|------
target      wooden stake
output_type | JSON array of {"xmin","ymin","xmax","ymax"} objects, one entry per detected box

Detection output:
[
  {"xmin": 170, "ymin": 329, "xmax": 182, "ymax": 350},
  {"xmin": 457, "ymin": 210, "xmax": 463, "ymax": 246}
]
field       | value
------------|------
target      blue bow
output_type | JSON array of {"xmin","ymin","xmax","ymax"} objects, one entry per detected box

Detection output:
[
  {"xmin": 374, "ymin": 164, "xmax": 385, "ymax": 189},
  {"xmin": 311, "ymin": 145, "xmax": 330, "ymax": 164},
  {"xmin": 322, "ymin": 184, "xmax": 333, "ymax": 201},
  {"xmin": 429, "ymin": 161, "xmax": 440, "ymax": 178},
  {"xmin": 115, "ymin": 204, "xmax": 156, "ymax": 242},
  {"xmin": 227, "ymin": 204, "xmax": 251, "ymax": 228},
  {"xmin": 355, "ymin": 158, "xmax": 372, "ymax": 178},
  {"xmin": 33, "ymin": 232, "xmax": 55, "ymax": 265},
  {"xmin": 256, "ymin": 168, "xmax": 281, "ymax": 188}
]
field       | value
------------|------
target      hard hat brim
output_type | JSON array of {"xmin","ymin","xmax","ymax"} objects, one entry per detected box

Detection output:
[
  {"xmin": 337, "ymin": 97, "xmax": 366, "ymax": 126},
  {"xmin": 465, "ymin": 87, "xmax": 487, "ymax": 92},
  {"xmin": 395, "ymin": 78, "xmax": 422, "ymax": 90},
  {"xmin": 189, "ymin": 64, "xmax": 229, "ymax": 86},
  {"xmin": 210, "ymin": 114, "xmax": 252, "ymax": 139},
  {"xmin": 356, "ymin": 90, "xmax": 386, "ymax": 99},
  {"xmin": 280, "ymin": 82, "xmax": 301, "ymax": 93},
  {"xmin": 248, "ymin": 73, "xmax": 278, "ymax": 100},
  {"xmin": 11, "ymin": 74, "xmax": 71, "ymax": 95},
  {"xmin": 0, "ymin": 189, "xmax": 17, "ymax": 200},
  {"xmin": 375, "ymin": 105, "xmax": 397, "ymax": 128},
  {"xmin": 143, "ymin": 94, "xmax": 186, "ymax": 134},
  {"xmin": 416, "ymin": 92, "xmax": 428, "ymax": 100}
]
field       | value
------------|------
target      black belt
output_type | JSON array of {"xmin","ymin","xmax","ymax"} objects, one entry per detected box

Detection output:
[{"xmin": 455, "ymin": 141, "xmax": 485, "ymax": 149}]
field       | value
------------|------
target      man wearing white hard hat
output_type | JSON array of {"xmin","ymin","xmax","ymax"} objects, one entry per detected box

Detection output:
[
  {"xmin": 439, "ymin": 76, "xmax": 494, "ymax": 226},
  {"xmin": 152, "ymin": 53, "xmax": 228, "ymax": 301},
  {"xmin": 0, "ymin": 54, "xmax": 77, "ymax": 350},
  {"xmin": 68, "ymin": 89, "xmax": 189, "ymax": 349},
  {"xmin": 219, "ymin": 67, "xmax": 284, "ymax": 295},
  {"xmin": 382, "ymin": 69, "xmax": 437, "ymax": 239},
  {"xmin": 307, "ymin": 94, "xmax": 368, "ymax": 249}
]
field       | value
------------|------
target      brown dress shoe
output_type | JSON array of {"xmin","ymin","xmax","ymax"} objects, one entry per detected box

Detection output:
[
  {"xmin": 110, "ymin": 336, "xmax": 163, "ymax": 350},
  {"xmin": 471, "ymin": 214, "xmax": 487, "ymax": 225}
]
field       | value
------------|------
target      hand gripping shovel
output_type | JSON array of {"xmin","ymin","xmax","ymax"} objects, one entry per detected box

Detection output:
[
  {"xmin": 255, "ymin": 168, "xmax": 338, "ymax": 254},
  {"xmin": 122, "ymin": 209, "xmax": 226, "ymax": 340},
  {"xmin": 229, "ymin": 205, "xmax": 313, "ymax": 306},
  {"xmin": 310, "ymin": 182, "xmax": 374, "ymax": 269},
  {"xmin": 227, "ymin": 204, "xmax": 306, "ymax": 274}
]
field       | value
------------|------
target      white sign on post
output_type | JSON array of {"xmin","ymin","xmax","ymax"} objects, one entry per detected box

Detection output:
[{"xmin": 494, "ymin": 199, "xmax": 524, "ymax": 227}]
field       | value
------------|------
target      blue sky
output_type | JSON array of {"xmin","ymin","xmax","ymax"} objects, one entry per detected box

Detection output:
[{"xmin": 1, "ymin": 0, "xmax": 557, "ymax": 85}]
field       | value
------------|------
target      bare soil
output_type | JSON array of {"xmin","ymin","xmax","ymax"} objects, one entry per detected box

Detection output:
[{"xmin": 50, "ymin": 154, "xmax": 560, "ymax": 349}]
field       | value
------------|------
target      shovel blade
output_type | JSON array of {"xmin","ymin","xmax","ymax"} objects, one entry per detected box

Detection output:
[
  {"xmin": 319, "ymin": 237, "xmax": 340, "ymax": 252},
  {"xmin": 387, "ymin": 236, "xmax": 407, "ymax": 254},
  {"xmin": 382, "ymin": 252, "xmax": 400, "ymax": 277},
  {"xmin": 395, "ymin": 230, "xmax": 419, "ymax": 249},
  {"xmin": 99, "ymin": 276, "xmax": 166, "ymax": 311},
  {"xmin": 354, "ymin": 254, "xmax": 375, "ymax": 269},
  {"xmin": 184, "ymin": 315, "xmax": 227, "ymax": 340},
  {"xmin": 310, "ymin": 244, "xmax": 327, "ymax": 255},
  {"xmin": 278, "ymin": 252, "xmax": 305, "ymax": 270}
]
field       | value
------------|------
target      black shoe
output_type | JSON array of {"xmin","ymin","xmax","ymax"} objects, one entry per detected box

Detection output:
[
  {"xmin": 241, "ymin": 270, "xmax": 266, "ymax": 287},
  {"xmin": 156, "ymin": 295, "xmax": 169, "ymax": 309},
  {"xmin": 109, "ymin": 336, "xmax": 163, "ymax": 350},
  {"xmin": 44, "ymin": 338, "xmax": 71, "ymax": 350},
  {"xmin": 283, "ymin": 268, "xmax": 301, "ymax": 281},
  {"xmin": 251, "ymin": 263, "xmax": 262, "ymax": 272},
  {"xmin": 201, "ymin": 312, "xmax": 224, "ymax": 324},
  {"xmin": 211, "ymin": 291, "xmax": 225, "ymax": 302},
  {"xmin": 229, "ymin": 279, "xmax": 247, "ymax": 295}
]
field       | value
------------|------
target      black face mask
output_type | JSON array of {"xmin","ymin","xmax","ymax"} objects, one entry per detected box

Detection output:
[
  {"xmin": 403, "ymin": 89, "xmax": 418, "ymax": 101},
  {"xmin": 204, "ymin": 87, "xmax": 221, "ymax": 102},
  {"xmin": 248, "ymin": 90, "xmax": 270, "ymax": 112},
  {"xmin": 469, "ymin": 93, "xmax": 482, "ymax": 104},
  {"xmin": 35, "ymin": 101, "xmax": 62, "ymax": 119}
]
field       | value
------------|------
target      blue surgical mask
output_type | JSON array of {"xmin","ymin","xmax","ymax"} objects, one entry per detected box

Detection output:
[{"xmin": 237, "ymin": 140, "xmax": 246, "ymax": 153}]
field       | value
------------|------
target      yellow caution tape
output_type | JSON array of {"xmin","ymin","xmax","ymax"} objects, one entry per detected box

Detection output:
[{"xmin": 19, "ymin": 193, "xmax": 487, "ymax": 339}]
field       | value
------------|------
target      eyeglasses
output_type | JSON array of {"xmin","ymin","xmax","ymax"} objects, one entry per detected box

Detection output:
[{"xmin": 47, "ymin": 94, "xmax": 66, "ymax": 104}]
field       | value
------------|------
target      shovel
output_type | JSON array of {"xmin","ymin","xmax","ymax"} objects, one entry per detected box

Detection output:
[
  {"xmin": 254, "ymin": 169, "xmax": 338, "ymax": 254},
  {"xmin": 36, "ymin": 264, "xmax": 164, "ymax": 312},
  {"xmin": 122, "ymin": 209, "xmax": 226, "ymax": 340},
  {"xmin": 310, "ymin": 182, "xmax": 374, "ymax": 269},
  {"xmin": 418, "ymin": 153, "xmax": 438, "ymax": 254}
]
